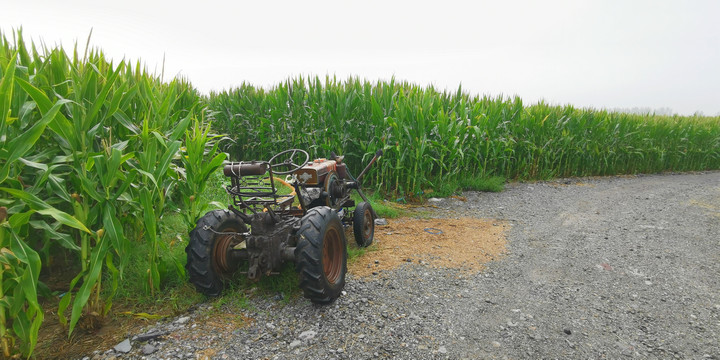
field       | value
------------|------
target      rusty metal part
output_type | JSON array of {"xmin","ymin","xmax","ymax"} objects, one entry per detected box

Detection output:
[
  {"xmin": 268, "ymin": 149, "xmax": 310, "ymax": 175},
  {"xmin": 323, "ymin": 171, "xmax": 344, "ymax": 208},
  {"xmin": 329, "ymin": 151, "xmax": 345, "ymax": 164},
  {"xmin": 212, "ymin": 226, "xmax": 244, "ymax": 275},
  {"xmin": 355, "ymin": 149, "xmax": 383, "ymax": 184},
  {"xmin": 226, "ymin": 172, "xmax": 288, "ymax": 215},
  {"xmin": 224, "ymin": 162, "xmax": 268, "ymax": 177},
  {"xmin": 243, "ymin": 213, "xmax": 298, "ymax": 280},
  {"xmin": 294, "ymin": 159, "xmax": 337, "ymax": 185},
  {"xmin": 322, "ymin": 225, "xmax": 343, "ymax": 283},
  {"xmin": 336, "ymin": 162, "xmax": 348, "ymax": 178}
]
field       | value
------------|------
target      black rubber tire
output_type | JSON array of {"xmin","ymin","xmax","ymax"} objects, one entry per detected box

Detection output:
[
  {"xmin": 353, "ymin": 201, "xmax": 374, "ymax": 247},
  {"xmin": 294, "ymin": 207, "xmax": 347, "ymax": 304},
  {"xmin": 185, "ymin": 209, "xmax": 247, "ymax": 297}
]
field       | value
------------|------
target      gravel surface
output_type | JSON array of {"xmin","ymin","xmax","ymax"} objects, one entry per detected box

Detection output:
[{"xmin": 87, "ymin": 172, "xmax": 720, "ymax": 359}]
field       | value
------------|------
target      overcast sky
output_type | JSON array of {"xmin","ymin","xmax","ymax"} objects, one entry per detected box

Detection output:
[{"xmin": 2, "ymin": 0, "xmax": 719, "ymax": 115}]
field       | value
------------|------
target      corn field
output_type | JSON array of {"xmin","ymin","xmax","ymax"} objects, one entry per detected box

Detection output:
[
  {"xmin": 208, "ymin": 76, "xmax": 720, "ymax": 195},
  {"xmin": 1, "ymin": 29, "xmax": 720, "ymax": 358},
  {"xmin": 0, "ymin": 31, "xmax": 225, "ymax": 357}
]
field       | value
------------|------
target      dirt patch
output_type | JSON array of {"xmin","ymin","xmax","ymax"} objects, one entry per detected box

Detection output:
[
  {"xmin": 35, "ymin": 303, "xmax": 249, "ymax": 359},
  {"xmin": 35, "ymin": 303, "xmax": 150, "ymax": 359},
  {"xmin": 349, "ymin": 217, "xmax": 508, "ymax": 277}
]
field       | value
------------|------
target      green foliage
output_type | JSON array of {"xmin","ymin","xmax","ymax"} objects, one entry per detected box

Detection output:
[
  {"xmin": 0, "ymin": 220, "xmax": 44, "ymax": 358},
  {"xmin": 250, "ymin": 262, "xmax": 299, "ymax": 302},
  {"xmin": 1, "ymin": 27, "xmax": 719, "ymax": 358},
  {"xmin": 0, "ymin": 29, "xmax": 215, "ymax": 356},
  {"xmin": 459, "ymin": 176, "xmax": 505, "ymax": 193},
  {"xmin": 369, "ymin": 200, "xmax": 402, "ymax": 219},
  {"xmin": 427, "ymin": 175, "xmax": 506, "ymax": 198},
  {"xmin": 203, "ymin": 169, "xmax": 232, "ymax": 205},
  {"xmin": 110, "ymin": 212, "xmax": 192, "ymax": 306},
  {"xmin": 208, "ymin": 289, "xmax": 252, "ymax": 312},
  {"xmin": 347, "ymin": 242, "xmax": 374, "ymax": 264},
  {"xmin": 208, "ymin": 76, "xmax": 720, "ymax": 196},
  {"xmin": 351, "ymin": 192, "xmax": 404, "ymax": 219},
  {"xmin": 177, "ymin": 113, "xmax": 228, "ymax": 233}
]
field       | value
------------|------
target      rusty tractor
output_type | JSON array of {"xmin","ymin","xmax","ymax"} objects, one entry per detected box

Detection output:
[{"xmin": 185, "ymin": 149, "xmax": 382, "ymax": 303}]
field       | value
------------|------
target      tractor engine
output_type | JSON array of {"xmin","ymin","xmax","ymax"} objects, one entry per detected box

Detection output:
[{"xmin": 294, "ymin": 158, "xmax": 353, "ymax": 208}]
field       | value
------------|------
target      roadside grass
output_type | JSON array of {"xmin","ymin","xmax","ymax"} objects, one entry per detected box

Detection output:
[
  {"xmin": 460, "ymin": 176, "xmax": 506, "ymax": 193},
  {"xmin": 425, "ymin": 175, "xmax": 506, "ymax": 198},
  {"xmin": 353, "ymin": 192, "xmax": 406, "ymax": 218},
  {"xmin": 204, "ymin": 169, "xmax": 233, "ymax": 204},
  {"xmin": 347, "ymin": 241, "xmax": 376, "ymax": 264},
  {"xmin": 206, "ymin": 289, "xmax": 253, "ymax": 313}
]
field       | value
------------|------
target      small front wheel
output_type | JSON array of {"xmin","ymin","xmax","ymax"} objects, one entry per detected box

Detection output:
[
  {"xmin": 295, "ymin": 207, "xmax": 347, "ymax": 304},
  {"xmin": 353, "ymin": 201, "xmax": 374, "ymax": 247}
]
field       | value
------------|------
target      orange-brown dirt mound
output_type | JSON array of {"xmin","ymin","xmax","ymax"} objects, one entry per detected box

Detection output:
[{"xmin": 349, "ymin": 217, "xmax": 509, "ymax": 277}]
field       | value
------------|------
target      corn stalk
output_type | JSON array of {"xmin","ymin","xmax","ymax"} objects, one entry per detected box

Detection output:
[
  {"xmin": 208, "ymin": 76, "xmax": 720, "ymax": 195},
  {"xmin": 1, "ymin": 30, "xmax": 202, "ymax": 354}
]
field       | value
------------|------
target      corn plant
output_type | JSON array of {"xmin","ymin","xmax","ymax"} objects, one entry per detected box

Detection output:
[
  {"xmin": 1, "ymin": 30, "xmax": 207, "ymax": 355},
  {"xmin": 208, "ymin": 76, "xmax": 720, "ymax": 196},
  {"xmin": 133, "ymin": 116, "xmax": 183, "ymax": 294},
  {"xmin": 0, "ymin": 48, "xmax": 89, "ymax": 357},
  {"xmin": 177, "ymin": 112, "xmax": 228, "ymax": 233}
]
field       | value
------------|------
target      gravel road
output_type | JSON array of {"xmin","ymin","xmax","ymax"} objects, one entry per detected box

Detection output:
[{"xmin": 93, "ymin": 172, "xmax": 720, "ymax": 359}]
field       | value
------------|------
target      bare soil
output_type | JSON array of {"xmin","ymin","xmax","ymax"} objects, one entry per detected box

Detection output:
[{"xmin": 350, "ymin": 217, "xmax": 508, "ymax": 277}]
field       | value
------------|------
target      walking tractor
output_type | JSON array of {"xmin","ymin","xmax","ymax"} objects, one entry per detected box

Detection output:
[{"xmin": 185, "ymin": 149, "xmax": 382, "ymax": 303}]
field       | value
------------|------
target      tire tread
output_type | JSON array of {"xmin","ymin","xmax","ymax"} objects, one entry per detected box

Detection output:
[
  {"xmin": 294, "ymin": 207, "xmax": 347, "ymax": 304},
  {"xmin": 185, "ymin": 209, "xmax": 246, "ymax": 297}
]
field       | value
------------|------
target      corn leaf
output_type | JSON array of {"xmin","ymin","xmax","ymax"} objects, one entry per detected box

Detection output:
[
  {"xmin": 0, "ymin": 53, "xmax": 17, "ymax": 130},
  {"xmin": 103, "ymin": 252, "xmax": 119, "ymax": 316},
  {"xmin": 68, "ymin": 233, "xmax": 109, "ymax": 335},
  {"xmin": 0, "ymin": 99, "xmax": 69, "ymax": 182},
  {"xmin": 14, "ymin": 77, "xmax": 77, "ymax": 149},
  {"xmin": 10, "ymin": 230, "xmax": 42, "ymax": 310},
  {"xmin": 103, "ymin": 202, "xmax": 127, "ymax": 258},
  {"xmin": 12, "ymin": 312, "xmax": 31, "ymax": 350},
  {"xmin": 29, "ymin": 220, "xmax": 81, "ymax": 251},
  {"xmin": 9, "ymin": 210, "xmax": 35, "ymax": 228},
  {"xmin": 169, "ymin": 113, "xmax": 192, "ymax": 142},
  {"xmin": 154, "ymin": 140, "xmax": 181, "ymax": 181},
  {"xmin": 57, "ymin": 271, "xmax": 84, "ymax": 327},
  {"xmin": 0, "ymin": 187, "xmax": 92, "ymax": 234}
]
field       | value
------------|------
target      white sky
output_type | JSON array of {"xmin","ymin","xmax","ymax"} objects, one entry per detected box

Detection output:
[{"xmin": 2, "ymin": 0, "xmax": 719, "ymax": 115}]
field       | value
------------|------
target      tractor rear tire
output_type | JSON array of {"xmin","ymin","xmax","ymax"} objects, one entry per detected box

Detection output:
[
  {"xmin": 294, "ymin": 207, "xmax": 347, "ymax": 304},
  {"xmin": 353, "ymin": 201, "xmax": 374, "ymax": 247},
  {"xmin": 185, "ymin": 209, "xmax": 247, "ymax": 297}
]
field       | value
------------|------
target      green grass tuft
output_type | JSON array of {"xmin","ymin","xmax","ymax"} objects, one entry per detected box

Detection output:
[
  {"xmin": 352, "ymin": 192, "xmax": 406, "ymax": 218},
  {"xmin": 425, "ymin": 175, "xmax": 505, "ymax": 198},
  {"xmin": 245, "ymin": 263, "xmax": 300, "ymax": 303},
  {"xmin": 347, "ymin": 242, "xmax": 376, "ymax": 264},
  {"xmin": 459, "ymin": 176, "xmax": 505, "ymax": 192}
]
